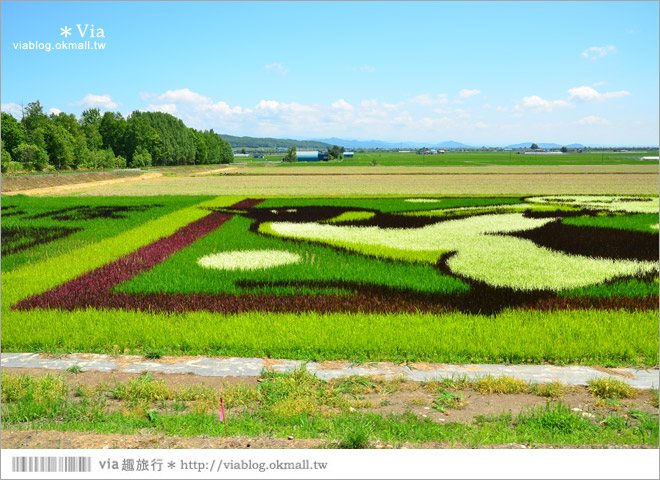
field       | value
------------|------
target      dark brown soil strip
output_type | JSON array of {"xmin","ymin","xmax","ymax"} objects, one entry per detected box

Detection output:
[
  {"xmin": 15, "ymin": 289, "xmax": 657, "ymax": 316},
  {"xmin": 27, "ymin": 204, "xmax": 164, "ymax": 221},
  {"xmin": 1, "ymin": 226, "xmax": 81, "ymax": 256},
  {"xmin": 509, "ymin": 221, "xmax": 659, "ymax": 261},
  {"xmin": 0, "ymin": 206, "xmax": 25, "ymax": 217}
]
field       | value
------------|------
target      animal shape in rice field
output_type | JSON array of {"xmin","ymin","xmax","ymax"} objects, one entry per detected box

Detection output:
[{"xmin": 260, "ymin": 212, "xmax": 658, "ymax": 291}]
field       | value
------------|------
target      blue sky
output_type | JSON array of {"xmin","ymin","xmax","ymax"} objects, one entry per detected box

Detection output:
[{"xmin": 2, "ymin": 1, "xmax": 658, "ymax": 145}]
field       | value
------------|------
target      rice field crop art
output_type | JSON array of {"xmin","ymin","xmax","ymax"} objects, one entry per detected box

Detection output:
[{"xmin": 6, "ymin": 195, "xmax": 658, "ymax": 317}]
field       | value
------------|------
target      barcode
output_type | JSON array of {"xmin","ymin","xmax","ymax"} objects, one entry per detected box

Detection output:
[{"xmin": 11, "ymin": 456, "xmax": 92, "ymax": 473}]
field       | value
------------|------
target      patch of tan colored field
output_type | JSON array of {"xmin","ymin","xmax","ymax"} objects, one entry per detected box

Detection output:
[
  {"xmin": 235, "ymin": 164, "xmax": 659, "ymax": 175},
  {"xmin": 60, "ymin": 171, "xmax": 658, "ymax": 196},
  {"xmin": 1, "ymin": 170, "xmax": 144, "ymax": 193},
  {"xmin": 2, "ymin": 172, "xmax": 164, "ymax": 196},
  {"xmin": 4, "ymin": 165, "xmax": 656, "ymax": 196}
]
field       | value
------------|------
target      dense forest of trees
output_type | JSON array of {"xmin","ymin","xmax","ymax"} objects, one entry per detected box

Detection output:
[{"xmin": 1, "ymin": 101, "xmax": 234, "ymax": 173}]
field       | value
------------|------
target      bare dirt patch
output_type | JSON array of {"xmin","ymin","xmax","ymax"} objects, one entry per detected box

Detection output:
[
  {"xmin": 2, "ymin": 172, "xmax": 164, "ymax": 196},
  {"xmin": 1, "ymin": 170, "xmax": 144, "ymax": 193},
  {"xmin": 2, "ymin": 430, "xmax": 650, "ymax": 450},
  {"xmin": 591, "ymin": 366, "xmax": 636, "ymax": 379},
  {"xmin": 1, "ymin": 430, "xmax": 324, "ymax": 449},
  {"xmin": 1, "ymin": 367, "xmax": 258, "ymax": 390},
  {"xmin": 189, "ymin": 167, "xmax": 238, "ymax": 176}
]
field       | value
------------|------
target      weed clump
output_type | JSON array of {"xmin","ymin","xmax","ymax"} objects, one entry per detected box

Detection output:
[
  {"xmin": 587, "ymin": 378, "xmax": 638, "ymax": 399},
  {"xmin": 336, "ymin": 419, "xmax": 374, "ymax": 449},
  {"xmin": 530, "ymin": 381, "xmax": 566, "ymax": 398},
  {"xmin": 432, "ymin": 390, "xmax": 467, "ymax": 412},
  {"xmin": 475, "ymin": 375, "xmax": 529, "ymax": 394}
]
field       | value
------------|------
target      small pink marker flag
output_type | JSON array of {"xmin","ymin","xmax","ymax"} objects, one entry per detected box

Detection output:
[{"xmin": 219, "ymin": 396, "xmax": 228, "ymax": 435}]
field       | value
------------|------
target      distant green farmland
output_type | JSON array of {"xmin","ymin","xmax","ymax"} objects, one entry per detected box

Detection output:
[{"xmin": 244, "ymin": 150, "xmax": 659, "ymax": 167}]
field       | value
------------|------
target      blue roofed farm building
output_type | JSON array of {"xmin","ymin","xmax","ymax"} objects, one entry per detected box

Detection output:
[{"xmin": 297, "ymin": 151, "xmax": 320, "ymax": 161}]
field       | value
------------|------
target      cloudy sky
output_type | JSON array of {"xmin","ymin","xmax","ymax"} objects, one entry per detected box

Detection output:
[{"xmin": 2, "ymin": 1, "xmax": 658, "ymax": 145}]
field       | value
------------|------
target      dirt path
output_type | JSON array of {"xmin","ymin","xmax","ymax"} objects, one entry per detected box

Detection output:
[
  {"xmin": 189, "ymin": 167, "xmax": 238, "ymax": 176},
  {"xmin": 2, "ymin": 172, "xmax": 164, "ymax": 196},
  {"xmin": 1, "ymin": 430, "xmax": 650, "ymax": 449},
  {"xmin": 0, "ymin": 430, "xmax": 324, "ymax": 449}
]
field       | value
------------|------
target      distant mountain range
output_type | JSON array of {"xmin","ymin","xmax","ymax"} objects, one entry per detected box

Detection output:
[
  {"xmin": 219, "ymin": 134, "xmax": 477, "ymax": 150},
  {"xmin": 219, "ymin": 134, "xmax": 331, "ymax": 150},
  {"xmin": 314, "ymin": 138, "xmax": 475, "ymax": 149},
  {"xmin": 219, "ymin": 133, "xmax": 651, "ymax": 150}
]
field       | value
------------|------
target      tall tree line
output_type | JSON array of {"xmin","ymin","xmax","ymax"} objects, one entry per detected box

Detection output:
[{"xmin": 1, "ymin": 101, "xmax": 234, "ymax": 172}]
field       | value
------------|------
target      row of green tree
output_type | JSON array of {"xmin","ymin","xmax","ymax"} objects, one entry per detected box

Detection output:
[{"xmin": 1, "ymin": 101, "xmax": 234, "ymax": 173}]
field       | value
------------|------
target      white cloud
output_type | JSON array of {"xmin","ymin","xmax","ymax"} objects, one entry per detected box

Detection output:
[
  {"xmin": 592, "ymin": 81, "xmax": 606, "ymax": 87},
  {"xmin": 265, "ymin": 62, "xmax": 289, "ymax": 75},
  {"xmin": 254, "ymin": 100, "xmax": 316, "ymax": 116},
  {"xmin": 409, "ymin": 93, "xmax": 448, "ymax": 106},
  {"xmin": 255, "ymin": 100, "xmax": 280, "ymax": 111},
  {"xmin": 459, "ymin": 89, "xmax": 481, "ymax": 99},
  {"xmin": 74, "ymin": 94, "xmax": 118, "ymax": 109},
  {"xmin": 568, "ymin": 85, "xmax": 630, "ymax": 102},
  {"xmin": 130, "ymin": 88, "xmax": 641, "ymax": 143},
  {"xmin": 352, "ymin": 65, "xmax": 375, "ymax": 73},
  {"xmin": 157, "ymin": 88, "xmax": 210, "ymax": 104},
  {"xmin": 139, "ymin": 91, "xmax": 156, "ymax": 101},
  {"xmin": 578, "ymin": 115, "xmax": 609, "ymax": 125},
  {"xmin": 391, "ymin": 113, "xmax": 414, "ymax": 127},
  {"xmin": 454, "ymin": 108, "xmax": 471, "ymax": 119},
  {"xmin": 1, "ymin": 103, "xmax": 23, "ymax": 117},
  {"xmin": 519, "ymin": 95, "xmax": 573, "ymax": 111},
  {"xmin": 199, "ymin": 101, "xmax": 245, "ymax": 115},
  {"xmin": 148, "ymin": 103, "xmax": 177, "ymax": 114},
  {"xmin": 331, "ymin": 99, "xmax": 354, "ymax": 111},
  {"xmin": 49, "ymin": 108, "xmax": 62, "ymax": 115},
  {"xmin": 582, "ymin": 46, "xmax": 616, "ymax": 60}
]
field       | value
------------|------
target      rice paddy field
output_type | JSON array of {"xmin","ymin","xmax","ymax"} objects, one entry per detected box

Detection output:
[
  {"xmin": 244, "ymin": 150, "xmax": 660, "ymax": 166},
  {"xmin": 2, "ymin": 194, "xmax": 658, "ymax": 366}
]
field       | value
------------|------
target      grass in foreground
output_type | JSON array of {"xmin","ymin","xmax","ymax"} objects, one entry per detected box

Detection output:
[{"xmin": 2, "ymin": 370, "xmax": 657, "ymax": 447}]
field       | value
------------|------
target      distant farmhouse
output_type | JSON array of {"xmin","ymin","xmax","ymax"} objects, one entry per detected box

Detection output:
[
  {"xmin": 523, "ymin": 151, "xmax": 564, "ymax": 155},
  {"xmin": 417, "ymin": 148, "xmax": 444, "ymax": 155}
]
